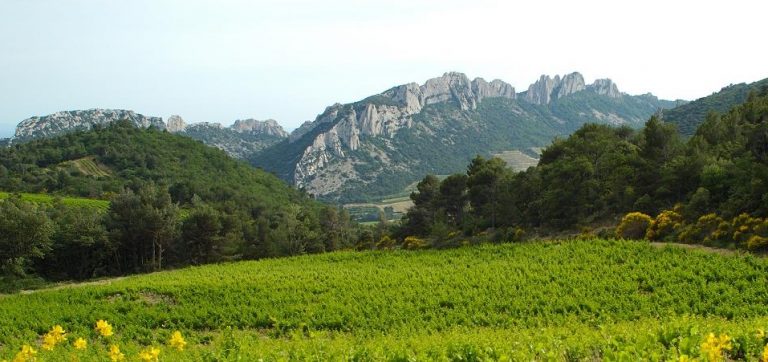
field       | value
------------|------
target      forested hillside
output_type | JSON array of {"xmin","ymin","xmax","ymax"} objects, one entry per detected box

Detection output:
[
  {"xmin": 661, "ymin": 77, "xmax": 768, "ymax": 135},
  {"xmin": 0, "ymin": 122, "xmax": 364, "ymax": 290},
  {"xmin": 0, "ymin": 120, "xmax": 292, "ymax": 205},
  {"xmin": 400, "ymin": 89, "xmax": 768, "ymax": 251}
]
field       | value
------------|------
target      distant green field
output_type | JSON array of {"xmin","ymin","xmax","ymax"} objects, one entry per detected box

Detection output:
[
  {"xmin": 2, "ymin": 239, "xmax": 768, "ymax": 360},
  {"xmin": 493, "ymin": 149, "xmax": 540, "ymax": 171},
  {"xmin": 58, "ymin": 156, "xmax": 111, "ymax": 177},
  {"xmin": 344, "ymin": 176, "xmax": 450, "ymax": 222},
  {"xmin": 0, "ymin": 192, "xmax": 109, "ymax": 210}
]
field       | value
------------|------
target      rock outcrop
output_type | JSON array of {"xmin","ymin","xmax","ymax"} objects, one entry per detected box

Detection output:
[
  {"xmin": 166, "ymin": 115, "xmax": 187, "ymax": 132},
  {"xmin": 13, "ymin": 109, "xmax": 166, "ymax": 142},
  {"xmin": 288, "ymin": 72, "xmax": 518, "ymax": 190},
  {"xmin": 176, "ymin": 120, "xmax": 287, "ymax": 159},
  {"xmin": 587, "ymin": 79, "xmax": 622, "ymax": 98},
  {"xmin": 524, "ymin": 72, "xmax": 588, "ymax": 105},
  {"xmin": 9, "ymin": 109, "xmax": 289, "ymax": 160},
  {"xmin": 231, "ymin": 119, "xmax": 288, "ymax": 137}
]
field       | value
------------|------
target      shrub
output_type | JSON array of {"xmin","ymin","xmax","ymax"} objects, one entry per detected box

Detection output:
[
  {"xmin": 577, "ymin": 227, "xmax": 595, "ymax": 240},
  {"xmin": 677, "ymin": 213, "xmax": 726, "ymax": 245},
  {"xmin": 376, "ymin": 235, "xmax": 396, "ymax": 250},
  {"xmin": 402, "ymin": 236, "xmax": 427, "ymax": 250},
  {"xmin": 747, "ymin": 219, "xmax": 768, "ymax": 250},
  {"xmin": 494, "ymin": 227, "xmax": 526, "ymax": 243},
  {"xmin": 616, "ymin": 212, "xmax": 652, "ymax": 240},
  {"xmin": 646, "ymin": 210, "xmax": 683, "ymax": 241},
  {"xmin": 746, "ymin": 235, "xmax": 768, "ymax": 250},
  {"xmin": 730, "ymin": 213, "xmax": 761, "ymax": 246}
]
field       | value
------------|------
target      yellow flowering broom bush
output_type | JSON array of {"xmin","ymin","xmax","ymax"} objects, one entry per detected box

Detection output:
[{"xmin": 616, "ymin": 212, "xmax": 653, "ymax": 239}]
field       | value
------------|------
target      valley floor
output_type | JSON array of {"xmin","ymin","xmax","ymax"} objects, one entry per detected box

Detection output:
[{"xmin": 2, "ymin": 239, "xmax": 768, "ymax": 361}]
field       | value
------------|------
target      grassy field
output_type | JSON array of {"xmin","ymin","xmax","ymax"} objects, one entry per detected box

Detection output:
[
  {"xmin": 344, "ymin": 176, "xmax": 450, "ymax": 222},
  {"xmin": 2, "ymin": 239, "xmax": 768, "ymax": 361},
  {"xmin": 0, "ymin": 191, "xmax": 109, "ymax": 210}
]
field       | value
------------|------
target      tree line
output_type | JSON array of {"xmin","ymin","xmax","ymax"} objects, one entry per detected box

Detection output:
[
  {"xmin": 0, "ymin": 123, "xmax": 378, "ymax": 291},
  {"xmin": 396, "ymin": 90, "xmax": 768, "ymax": 248},
  {"xmin": 0, "ymin": 184, "xmax": 375, "ymax": 291}
]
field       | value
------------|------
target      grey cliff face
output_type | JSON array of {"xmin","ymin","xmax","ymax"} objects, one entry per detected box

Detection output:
[
  {"xmin": 524, "ymin": 72, "xmax": 587, "ymax": 105},
  {"xmin": 177, "ymin": 119, "xmax": 288, "ymax": 159},
  {"xmin": 13, "ymin": 109, "xmax": 166, "ymax": 142},
  {"xmin": 587, "ymin": 79, "xmax": 622, "ymax": 98},
  {"xmin": 276, "ymin": 71, "xmax": 660, "ymax": 200},
  {"xmin": 524, "ymin": 75, "xmax": 560, "ymax": 105},
  {"xmin": 523, "ymin": 72, "xmax": 623, "ymax": 105},
  {"xmin": 556, "ymin": 73, "xmax": 587, "ymax": 99},
  {"xmin": 231, "ymin": 119, "xmax": 288, "ymax": 137},
  {"xmin": 291, "ymin": 72, "xmax": 518, "ymax": 192},
  {"xmin": 166, "ymin": 115, "xmax": 187, "ymax": 133}
]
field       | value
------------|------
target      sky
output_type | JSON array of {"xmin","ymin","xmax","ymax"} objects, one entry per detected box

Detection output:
[{"xmin": 1, "ymin": 0, "xmax": 766, "ymax": 138}]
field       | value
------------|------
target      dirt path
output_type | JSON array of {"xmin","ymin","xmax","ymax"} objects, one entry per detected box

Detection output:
[
  {"xmin": 650, "ymin": 242, "xmax": 744, "ymax": 256},
  {"xmin": 8, "ymin": 277, "xmax": 128, "ymax": 296}
]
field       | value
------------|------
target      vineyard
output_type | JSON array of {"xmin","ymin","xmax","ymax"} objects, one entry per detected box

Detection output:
[
  {"xmin": 0, "ymin": 192, "xmax": 109, "ymax": 211},
  {"xmin": 2, "ymin": 239, "xmax": 768, "ymax": 361},
  {"xmin": 58, "ymin": 156, "xmax": 112, "ymax": 177}
]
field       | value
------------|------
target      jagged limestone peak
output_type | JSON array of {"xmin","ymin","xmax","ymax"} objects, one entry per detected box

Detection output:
[
  {"xmin": 587, "ymin": 78, "xmax": 622, "ymax": 98},
  {"xmin": 166, "ymin": 115, "xmax": 187, "ymax": 133},
  {"xmin": 231, "ymin": 119, "xmax": 288, "ymax": 137}
]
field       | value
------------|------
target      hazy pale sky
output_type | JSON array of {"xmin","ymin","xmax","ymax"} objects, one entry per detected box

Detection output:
[{"xmin": 1, "ymin": 0, "xmax": 766, "ymax": 137}]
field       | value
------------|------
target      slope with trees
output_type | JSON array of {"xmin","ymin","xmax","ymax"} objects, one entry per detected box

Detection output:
[
  {"xmin": 661, "ymin": 77, "xmax": 768, "ymax": 135},
  {"xmin": 0, "ymin": 122, "xmax": 363, "ymax": 290},
  {"xmin": 398, "ymin": 88, "xmax": 768, "ymax": 250}
]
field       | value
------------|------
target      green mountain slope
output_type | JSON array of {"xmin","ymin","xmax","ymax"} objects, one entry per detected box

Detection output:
[
  {"xmin": 661, "ymin": 77, "xmax": 768, "ymax": 135},
  {"xmin": 0, "ymin": 121, "xmax": 304, "ymax": 208}
]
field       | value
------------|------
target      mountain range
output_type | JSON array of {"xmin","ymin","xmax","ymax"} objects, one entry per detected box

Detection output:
[
  {"xmin": 6, "ymin": 109, "xmax": 289, "ymax": 160},
  {"xmin": 0, "ymin": 71, "xmax": 714, "ymax": 202},
  {"xmin": 252, "ymin": 72, "xmax": 679, "ymax": 201}
]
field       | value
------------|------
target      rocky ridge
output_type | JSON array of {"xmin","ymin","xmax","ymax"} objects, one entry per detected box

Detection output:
[
  {"xmin": 291, "ymin": 72, "xmax": 519, "ymax": 187},
  {"xmin": 177, "ymin": 119, "xmax": 287, "ymax": 159},
  {"xmin": 8, "ymin": 110, "xmax": 288, "ymax": 158},
  {"xmin": 523, "ymin": 72, "xmax": 621, "ymax": 105},
  {"xmin": 283, "ymin": 71, "xmax": 643, "ymax": 197},
  {"xmin": 13, "ymin": 109, "xmax": 166, "ymax": 143},
  {"xmin": 251, "ymin": 72, "xmax": 666, "ymax": 199}
]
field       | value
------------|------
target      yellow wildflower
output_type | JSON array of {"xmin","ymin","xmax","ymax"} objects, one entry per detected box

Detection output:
[
  {"xmin": 49, "ymin": 325, "xmax": 67, "ymax": 342},
  {"xmin": 12, "ymin": 345, "xmax": 36, "ymax": 362},
  {"xmin": 138, "ymin": 346, "xmax": 161, "ymax": 362},
  {"xmin": 41, "ymin": 332, "xmax": 58, "ymax": 350},
  {"xmin": 73, "ymin": 337, "xmax": 88, "ymax": 350},
  {"xmin": 95, "ymin": 320, "xmax": 114, "ymax": 337},
  {"xmin": 108, "ymin": 345, "xmax": 125, "ymax": 362},
  {"xmin": 700, "ymin": 333, "xmax": 732, "ymax": 361},
  {"xmin": 168, "ymin": 330, "xmax": 187, "ymax": 351},
  {"xmin": 762, "ymin": 343, "xmax": 768, "ymax": 362}
]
